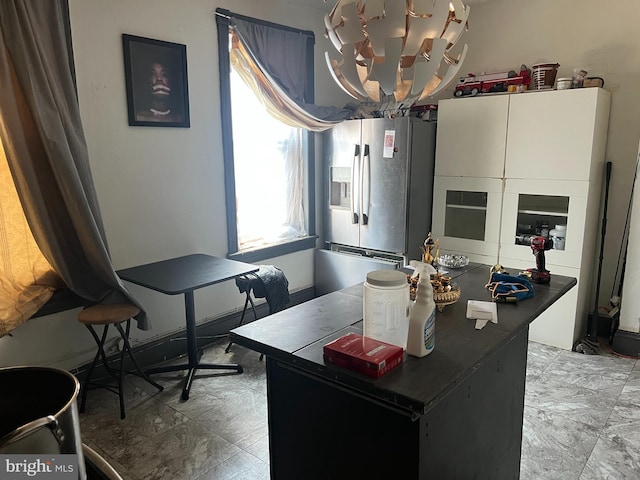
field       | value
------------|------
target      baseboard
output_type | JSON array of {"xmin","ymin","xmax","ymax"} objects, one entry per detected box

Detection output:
[
  {"xmin": 592, "ymin": 312, "xmax": 640, "ymax": 357},
  {"xmin": 73, "ymin": 287, "xmax": 316, "ymax": 382},
  {"xmin": 609, "ymin": 329, "xmax": 640, "ymax": 358}
]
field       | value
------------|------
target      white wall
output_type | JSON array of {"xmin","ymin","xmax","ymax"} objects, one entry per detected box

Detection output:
[
  {"xmin": 0, "ymin": 0, "xmax": 348, "ymax": 370},
  {"xmin": 620, "ymin": 143, "xmax": 640, "ymax": 332},
  {"xmin": 2, "ymin": 0, "xmax": 639, "ymax": 369}
]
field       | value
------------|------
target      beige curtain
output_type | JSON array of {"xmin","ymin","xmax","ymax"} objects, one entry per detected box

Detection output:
[
  {"xmin": 282, "ymin": 128, "xmax": 305, "ymax": 234},
  {"xmin": 0, "ymin": 140, "xmax": 62, "ymax": 336},
  {"xmin": 0, "ymin": 0, "xmax": 148, "ymax": 335}
]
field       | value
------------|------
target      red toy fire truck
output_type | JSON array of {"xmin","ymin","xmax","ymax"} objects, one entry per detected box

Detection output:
[{"xmin": 454, "ymin": 65, "xmax": 531, "ymax": 97}]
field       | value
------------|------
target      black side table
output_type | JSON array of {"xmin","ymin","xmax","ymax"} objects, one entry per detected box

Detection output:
[{"xmin": 118, "ymin": 254, "xmax": 258, "ymax": 400}]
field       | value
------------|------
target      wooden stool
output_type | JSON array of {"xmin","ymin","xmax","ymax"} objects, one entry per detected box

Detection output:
[{"xmin": 78, "ymin": 304, "xmax": 163, "ymax": 419}]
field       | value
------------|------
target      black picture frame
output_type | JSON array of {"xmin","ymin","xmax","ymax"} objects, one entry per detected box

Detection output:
[{"xmin": 122, "ymin": 34, "xmax": 190, "ymax": 128}]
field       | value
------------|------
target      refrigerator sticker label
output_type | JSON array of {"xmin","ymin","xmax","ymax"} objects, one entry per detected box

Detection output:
[{"xmin": 383, "ymin": 130, "xmax": 395, "ymax": 158}]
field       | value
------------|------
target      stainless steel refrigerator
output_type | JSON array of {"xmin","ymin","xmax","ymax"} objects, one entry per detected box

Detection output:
[{"xmin": 315, "ymin": 117, "xmax": 436, "ymax": 295}]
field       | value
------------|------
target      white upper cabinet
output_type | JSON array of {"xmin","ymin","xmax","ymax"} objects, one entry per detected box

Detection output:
[
  {"xmin": 505, "ymin": 88, "xmax": 611, "ymax": 181},
  {"xmin": 433, "ymin": 88, "xmax": 611, "ymax": 350},
  {"xmin": 435, "ymin": 95, "xmax": 509, "ymax": 178}
]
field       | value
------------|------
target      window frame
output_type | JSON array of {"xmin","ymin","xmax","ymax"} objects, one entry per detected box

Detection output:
[{"xmin": 216, "ymin": 9, "xmax": 317, "ymax": 264}]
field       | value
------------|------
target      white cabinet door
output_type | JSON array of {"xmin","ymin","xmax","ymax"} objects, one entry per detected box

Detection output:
[
  {"xmin": 505, "ymin": 88, "xmax": 611, "ymax": 181},
  {"xmin": 432, "ymin": 176, "xmax": 503, "ymax": 262},
  {"xmin": 435, "ymin": 96, "xmax": 509, "ymax": 178},
  {"xmin": 499, "ymin": 179, "xmax": 589, "ymax": 269}
]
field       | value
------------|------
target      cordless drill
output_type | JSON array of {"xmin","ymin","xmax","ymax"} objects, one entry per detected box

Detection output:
[{"xmin": 515, "ymin": 235, "xmax": 553, "ymax": 284}]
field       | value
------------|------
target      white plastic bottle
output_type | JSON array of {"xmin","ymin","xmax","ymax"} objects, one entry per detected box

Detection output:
[{"xmin": 406, "ymin": 264, "xmax": 436, "ymax": 357}]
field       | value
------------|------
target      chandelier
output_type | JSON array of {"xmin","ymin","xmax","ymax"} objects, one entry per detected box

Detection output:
[{"xmin": 324, "ymin": 0, "xmax": 470, "ymax": 109}]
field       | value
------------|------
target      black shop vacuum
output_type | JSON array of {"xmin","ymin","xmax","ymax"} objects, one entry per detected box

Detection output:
[{"xmin": 575, "ymin": 161, "xmax": 612, "ymax": 355}]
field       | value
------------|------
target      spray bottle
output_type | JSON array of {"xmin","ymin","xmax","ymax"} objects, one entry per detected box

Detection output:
[{"xmin": 406, "ymin": 260, "xmax": 437, "ymax": 357}]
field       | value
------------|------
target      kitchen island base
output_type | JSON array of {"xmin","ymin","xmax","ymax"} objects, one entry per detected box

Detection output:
[
  {"xmin": 231, "ymin": 264, "xmax": 575, "ymax": 480},
  {"xmin": 267, "ymin": 329, "xmax": 527, "ymax": 480}
]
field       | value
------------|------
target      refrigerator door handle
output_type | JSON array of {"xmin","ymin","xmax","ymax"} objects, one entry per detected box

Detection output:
[
  {"xmin": 351, "ymin": 144, "xmax": 360, "ymax": 224},
  {"xmin": 361, "ymin": 144, "xmax": 370, "ymax": 225}
]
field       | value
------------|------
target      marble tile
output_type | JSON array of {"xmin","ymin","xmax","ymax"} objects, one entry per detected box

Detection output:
[
  {"xmin": 520, "ymin": 405, "xmax": 601, "ymax": 480},
  {"xmin": 200, "ymin": 344, "xmax": 267, "ymax": 391},
  {"xmin": 123, "ymin": 422, "xmax": 242, "ymax": 480},
  {"xmin": 242, "ymin": 434, "xmax": 270, "ymax": 464},
  {"xmin": 524, "ymin": 374, "xmax": 619, "ymax": 430},
  {"xmin": 82, "ymin": 396, "xmax": 191, "ymax": 460},
  {"xmin": 628, "ymin": 361, "xmax": 640, "ymax": 384},
  {"xmin": 79, "ymin": 372, "xmax": 157, "ymax": 420},
  {"xmin": 194, "ymin": 451, "xmax": 270, "ymax": 480},
  {"xmin": 195, "ymin": 386, "xmax": 268, "ymax": 450},
  {"xmin": 540, "ymin": 349, "xmax": 635, "ymax": 394},
  {"xmin": 607, "ymin": 382, "xmax": 640, "ymax": 425},
  {"xmin": 580, "ymin": 422, "xmax": 640, "ymax": 480},
  {"xmin": 526, "ymin": 340, "xmax": 563, "ymax": 379}
]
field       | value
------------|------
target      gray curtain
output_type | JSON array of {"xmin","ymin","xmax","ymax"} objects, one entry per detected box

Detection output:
[
  {"xmin": 0, "ymin": 0, "xmax": 148, "ymax": 329},
  {"xmin": 231, "ymin": 15, "xmax": 354, "ymax": 124}
]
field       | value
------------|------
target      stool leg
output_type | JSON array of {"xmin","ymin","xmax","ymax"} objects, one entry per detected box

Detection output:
[
  {"xmin": 226, "ymin": 290, "xmax": 254, "ymax": 353},
  {"xmin": 248, "ymin": 296, "xmax": 264, "ymax": 360},
  {"xmin": 117, "ymin": 324, "xmax": 127, "ymax": 419},
  {"xmin": 247, "ymin": 296, "xmax": 264, "ymax": 361},
  {"xmin": 248, "ymin": 295, "xmax": 258, "ymax": 321},
  {"xmin": 115, "ymin": 321, "xmax": 164, "ymax": 393},
  {"xmin": 80, "ymin": 324, "xmax": 109, "ymax": 413}
]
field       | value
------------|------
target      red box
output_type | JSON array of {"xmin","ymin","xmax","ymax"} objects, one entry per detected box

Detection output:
[{"xmin": 323, "ymin": 333, "xmax": 403, "ymax": 378}]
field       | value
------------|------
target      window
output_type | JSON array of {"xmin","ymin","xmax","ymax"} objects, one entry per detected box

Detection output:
[{"xmin": 216, "ymin": 11, "xmax": 316, "ymax": 263}]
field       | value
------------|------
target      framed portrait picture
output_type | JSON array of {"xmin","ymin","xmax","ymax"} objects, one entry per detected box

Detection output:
[{"xmin": 122, "ymin": 34, "xmax": 190, "ymax": 127}]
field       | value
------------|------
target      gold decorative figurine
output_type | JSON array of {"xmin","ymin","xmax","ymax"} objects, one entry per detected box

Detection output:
[{"xmin": 421, "ymin": 232, "xmax": 440, "ymax": 268}]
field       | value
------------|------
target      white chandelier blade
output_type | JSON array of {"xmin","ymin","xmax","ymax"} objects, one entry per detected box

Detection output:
[
  {"xmin": 395, "ymin": 63, "xmax": 414, "ymax": 102},
  {"xmin": 339, "ymin": 46, "xmax": 370, "ymax": 98},
  {"xmin": 411, "ymin": 38, "xmax": 447, "ymax": 96},
  {"xmin": 442, "ymin": 4, "xmax": 470, "ymax": 46},
  {"xmin": 363, "ymin": 0, "xmax": 385, "ymax": 18},
  {"xmin": 324, "ymin": 11, "xmax": 336, "ymax": 31},
  {"xmin": 334, "ymin": 1, "xmax": 367, "ymax": 46},
  {"xmin": 449, "ymin": 0, "xmax": 469, "ymax": 19},
  {"xmin": 365, "ymin": 0, "xmax": 406, "ymax": 57},
  {"xmin": 408, "ymin": 0, "xmax": 450, "ymax": 38},
  {"xmin": 403, "ymin": 20, "xmax": 437, "ymax": 58},
  {"xmin": 369, "ymin": 37, "xmax": 403, "ymax": 95},
  {"xmin": 325, "ymin": 15, "xmax": 344, "ymax": 52},
  {"xmin": 428, "ymin": 43, "xmax": 468, "ymax": 97},
  {"xmin": 324, "ymin": 52, "xmax": 368, "ymax": 100}
]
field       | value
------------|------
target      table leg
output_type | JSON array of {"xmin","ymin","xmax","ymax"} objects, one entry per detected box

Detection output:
[{"xmin": 145, "ymin": 291, "xmax": 243, "ymax": 401}]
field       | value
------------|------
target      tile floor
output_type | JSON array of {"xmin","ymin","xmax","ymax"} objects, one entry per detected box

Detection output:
[{"xmin": 78, "ymin": 340, "xmax": 639, "ymax": 480}]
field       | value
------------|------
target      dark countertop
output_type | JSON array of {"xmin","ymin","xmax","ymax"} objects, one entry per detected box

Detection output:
[{"xmin": 231, "ymin": 263, "xmax": 576, "ymax": 416}]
